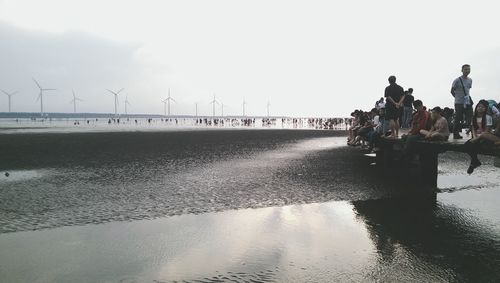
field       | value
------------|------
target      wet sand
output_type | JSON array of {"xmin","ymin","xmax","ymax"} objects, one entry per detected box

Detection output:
[{"xmin": 1, "ymin": 129, "xmax": 500, "ymax": 282}]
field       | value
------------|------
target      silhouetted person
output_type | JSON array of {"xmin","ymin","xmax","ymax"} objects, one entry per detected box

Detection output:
[
  {"xmin": 384, "ymin": 75, "xmax": 405, "ymax": 138},
  {"xmin": 402, "ymin": 88, "xmax": 414, "ymax": 129}
]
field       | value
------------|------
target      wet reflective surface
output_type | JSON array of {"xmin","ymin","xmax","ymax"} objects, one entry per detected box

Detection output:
[
  {"xmin": 1, "ymin": 129, "xmax": 499, "ymax": 282},
  {"xmin": 1, "ymin": 130, "xmax": 385, "ymax": 233}
]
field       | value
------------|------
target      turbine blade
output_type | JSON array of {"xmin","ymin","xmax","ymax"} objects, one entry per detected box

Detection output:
[
  {"xmin": 171, "ymin": 98, "xmax": 177, "ymax": 103},
  {"xmin": 106, "ymin": 89, "xmax": 116, "ymax": 95},
  {"xmin": 32, "ymin": 78, "xmax": 42, "ymax": 89},
  {"xmin": 0, "ymin": 89, "xmax": 8, "ymax": 95},
  {"xmin": 11, "ymin": 91, "xmax": 19, "ymax": 96},
  {"xmin": 36, "ymin": 94, "xmax": 41, "ymax": 102},
  {"xmin": 116, "ymin": 88, "xmax": 124, "ymax": 95},
  {"xmin": 43, "ymin": 88, "xmax": 56, "ymax": 91}
]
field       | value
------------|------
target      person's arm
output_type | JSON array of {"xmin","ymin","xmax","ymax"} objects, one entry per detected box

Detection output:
[
  {"xmin": 451, "ymin": 79, "xmax": 456, "ymax": 97},
  {"xmin": 398, "ymin": 95, "xmax": 405, "ymax": 107},
  {"xmin": 471, "ymin": 125, "xmax": 478, "ymax": 140},
  {"xmin": 398, "ymin": 88, "xmax": 405, "ymax": 105},
  {"xmin": 486, "ymin": 115, "xmax": 493, "ymax": 133}
]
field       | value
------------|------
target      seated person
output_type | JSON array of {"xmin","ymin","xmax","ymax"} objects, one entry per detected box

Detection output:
[
  {"xmin": 401, "ymin": 100, "xmax": 430, "ymax": 156},
  {"xmin": 464, "ymin": 100, "xmax": 500, "ymax": 174},
  {"xmin": 420, "ymin": 107, "xmax": 450, "ymax": 141},
  {"xmin": 403, "ymin": 100, "xmax": 430, "ymax": 138},
  {"xmin": 349, "ymin": 109, "xmax": 378, "ymax": 146}
]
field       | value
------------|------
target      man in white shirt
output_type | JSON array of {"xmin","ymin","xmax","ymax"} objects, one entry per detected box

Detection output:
[{"xmin": 450, "ymin": 64, "xmax": 472, "ymax": 139}]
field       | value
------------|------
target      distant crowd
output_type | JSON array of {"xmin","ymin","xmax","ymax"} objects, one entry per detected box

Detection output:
[
  {"xmin": 15, "ymin": 116, "xmax": 351, "ymax": 130},
  {"xmin": 347, "ymin": 64, "xmax": 500, "ymax": 174}
]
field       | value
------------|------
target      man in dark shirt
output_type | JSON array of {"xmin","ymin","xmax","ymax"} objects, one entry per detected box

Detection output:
[
  {"xmin": 402, "ymin": 88, "xmax": 414, "ymax": 129},
  {"xmin": 384, "ymin": 75, "xmax": 405, "ymax": 138}
]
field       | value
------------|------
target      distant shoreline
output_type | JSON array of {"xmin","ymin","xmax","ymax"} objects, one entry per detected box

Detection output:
[{"xmin": 0, "ymin": 112, "xmax": 348, "ymax": 119}]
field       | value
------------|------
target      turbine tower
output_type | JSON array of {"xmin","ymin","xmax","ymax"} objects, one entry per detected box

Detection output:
[
  {"xmin": 106, "ymin": 88, "xmax": 124, "ymax": 116},
  {"xmin": 70, "ymin": 89, "xmax": 83, "ymax": 113},
  {"xmin": 33, "ymin": 78, "xmax": 56, "ymax": 116},
  {"xmin": 267, "ymin": 100, "xmax": 271, "ymax": 117},
  {"xmin": 124, "ymin": 94, "xmax": 131, "ymax": 115},
  {"xmin": 1, "ymin": 89, "xmax": 18, "ymax": 113},
  {"xmin": 162, "ymin": 99, "xmax": 168, "ymax": 116},
  {"xmin": 162, "ymin": 88, "xmax": 176, "ymax": 116},
  {"xmin": 242, "ymin": 98, "xmax": 247, "ymax": 116},
  {"xmin": 209, "ymin": 94, "xmax": 219, "ymax": 118},
  {"xmin": 195, "ymin": 102, "xmax": 198, "ymax": 117},
  {"xmin": 221, "ymin": 102, "xmax": 225, "ymax": 117}
]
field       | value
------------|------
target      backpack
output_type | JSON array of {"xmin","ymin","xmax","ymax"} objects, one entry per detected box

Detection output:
[{"xmin": 487, "ymin": 100, "xmax": 497, "ymax": 113}]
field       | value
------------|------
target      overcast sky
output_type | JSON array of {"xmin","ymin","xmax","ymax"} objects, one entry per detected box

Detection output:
[{"xmin": 1, "ymin": 0, "xmax": 500, "ymax": 117}]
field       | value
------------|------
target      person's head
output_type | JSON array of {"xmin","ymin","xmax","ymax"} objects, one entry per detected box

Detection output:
[
  {"xmin": 462, "ymin": 64, "xmax": 471, "ymax": 77},
  {"xmin": 379, "ymin": 107, "xmax": 385, "ymax": 116},
  {"xmin": 408, "ymin": 88, "xmax": 413, "ymax": 94},
  {"xmin": 431, "ymin": 106, "xmax": 442, "ymax": 120},
  {"xmin": 388, "ymin": 76, "xmax": 396, "ymax": 84},
  {"xmin": 370, "ymin": 108, "xmax": 378, "ymax": 117},
  {"xmin": 473, "ymin": 99, "xmax": 489, "ymax": 130},
  {"xmin": 413, "ymin": 99, "xmax": 423, "ymax": 110},
  {"xmin": 474, "ymin": 99, "xmax": 489, "ymax": 116}
]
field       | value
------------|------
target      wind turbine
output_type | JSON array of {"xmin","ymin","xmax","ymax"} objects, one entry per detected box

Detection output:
[
  {"xmin": 209, "ymin": 93, "xmax": 219, "ymax": 117},
  {"xmin": 221, "ymin": 102, "xmax": 225, "ymax": 117},
  {"xmin": 162, "ymin": 88, "xmax": 176, "ymax": 116},
  {"xmin": 1, "ymin": 89, "xmax": 18, "ymax": 113},
  {"xmin": 124, "ymin": 94, "xmax": 131, "ymax": 115},
  {"xmin": 195, "ymin": 102, "xmax": 198, "ymax": 117},
  {"xmin": 33, "ymin": 78, "xmax": 56, "ymax": 116},
  {"xmin": 70, "ymin": 89, "xmax": 83, "ymax": 113},
  {"xmin": 106, "ymin": 88, "xmax": 124, "ymax": 116},
  {"xmin": 267, "ymin": 100, "xmax": 271, "ymax": 117},
  {"xmin": 242, "ymin": 98, "xmax": 247, "ymax": 116}
]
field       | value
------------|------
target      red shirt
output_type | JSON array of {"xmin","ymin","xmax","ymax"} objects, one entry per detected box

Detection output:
[{"xmin": 409, "ymin": 109, "xmax": 430, "ymax": 135}]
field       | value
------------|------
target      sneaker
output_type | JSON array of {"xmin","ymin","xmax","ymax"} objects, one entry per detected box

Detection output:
[{"xmin": 453, "ymin": 134, "xmax": 463, "ymax": 139}]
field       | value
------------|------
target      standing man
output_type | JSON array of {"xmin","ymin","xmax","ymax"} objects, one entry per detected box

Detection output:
[
  {"xmin": 451, "ymin": 64, "xmax": 472, "ymax": 139},
  {"xmin": 384, "ymin": 75, "xmax": 405, "ymax": 138},
  {"xmin": 402, "ymin": 88, "xmax": 415, "ymax": 129}
]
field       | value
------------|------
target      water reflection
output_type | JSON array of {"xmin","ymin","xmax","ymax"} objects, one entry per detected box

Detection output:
[
  {"xmin": 1, "ymin": 192, "xmax": 499, "ymax": 282},
  {"xmin": 353, "ymin": 194, "xmax": 500, "ymax": 282}
]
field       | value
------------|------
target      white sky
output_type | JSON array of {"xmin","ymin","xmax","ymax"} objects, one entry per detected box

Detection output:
[{"xmin": 1, "ymin": 0, "xmax": 500, "ymax": 117}]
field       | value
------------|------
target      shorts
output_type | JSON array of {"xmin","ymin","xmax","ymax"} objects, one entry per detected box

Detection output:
[{"xmin": 385, "ymin": 106, "xmax": 402, "ymax": 121}]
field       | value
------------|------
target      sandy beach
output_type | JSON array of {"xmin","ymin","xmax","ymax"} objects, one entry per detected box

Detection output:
[{"xmin": 1, "ymin": 129, "xmax": 500, "ymax": 282}]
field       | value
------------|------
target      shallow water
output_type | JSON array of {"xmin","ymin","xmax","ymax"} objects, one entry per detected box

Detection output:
[
  {"xmin": 1, "ymin": 129, "xmax": 499, "ymax": 282},
  {"xmin": 1, "ymin": 189, "xmax": 499, "ymax": 282}
]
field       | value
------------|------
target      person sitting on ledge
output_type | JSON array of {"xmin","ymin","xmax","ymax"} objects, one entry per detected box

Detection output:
[
  {"xmin": 419, "ymin": 106, "xmax": 450, "ymax": 141},
  {"xmin": 464, "ymin": 99, "xmax": 500, "ymax": 174},
  {"xmin": 401, "ymin": 100, "xmax": 430, "ymax": 157}
]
